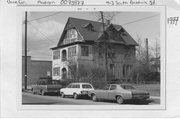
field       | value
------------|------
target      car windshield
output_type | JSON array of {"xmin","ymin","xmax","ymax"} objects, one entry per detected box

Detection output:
[
  {"xmin": 121, "ymin": 85, "xmax": 135, "ymax": 89},
  {"xmin": 82, "ymin": 84, "xmax": 92, "ymax": 89},
  {"xmin": 67, "ymin": 84, "xmax": 72, "ymax": 88}
]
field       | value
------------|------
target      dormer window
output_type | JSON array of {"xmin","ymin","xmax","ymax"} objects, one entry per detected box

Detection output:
[
  {"xmin": 83, "ymin": 23, "xmax": 95, "ymax": 31},
  {"xmin": 119, "ymin": 28, "xmax": 125, "ymax": 33},
  {"xmin": 118, "ymin": 28, "xmax": 127, "ymax": 36},
  {"xmin": 63, "ymin": 29, "xmax": 77, "ymax": 45}
]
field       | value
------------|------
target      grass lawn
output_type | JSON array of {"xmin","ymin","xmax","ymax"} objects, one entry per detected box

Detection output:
[{"xmin": 134, "ymin": 84, "xmax": 160, "ymax": 97}]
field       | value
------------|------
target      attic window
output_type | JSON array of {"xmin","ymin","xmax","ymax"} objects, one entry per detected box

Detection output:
[{"xmin": 83, "ymin": 23, "xmax": 95, "ymax": 31}]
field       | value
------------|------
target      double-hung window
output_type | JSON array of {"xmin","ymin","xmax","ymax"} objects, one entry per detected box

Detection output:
[
  {"xmin": 81, "ymin": 46, "xmax": 89, "ymax": 56},
  {"xmin": 53, "ymin": 67, "xmax": 60, "ymax": 76}
]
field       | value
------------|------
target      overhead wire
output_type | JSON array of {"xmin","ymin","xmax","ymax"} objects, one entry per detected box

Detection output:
[
  {"xmin": 121, "ymin": 14, "xmax": 159, "ymax": 26},
  {"xmin": 26, "ymin": 12, "xmax": 160, "ymax": 59},
  {"xmin": 28, "ymin": 22, "xmax": 56, "ymax": 44},
  {"xmin": 27, "ymin": 12, "xmax": 63, "ymax": 22}
]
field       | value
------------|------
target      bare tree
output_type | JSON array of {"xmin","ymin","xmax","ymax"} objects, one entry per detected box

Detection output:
[
  {"xmin": 68, "ymin": 58, "xmax": 90, "ymax": 82},
  {"xmin": 149, "ymin": 38, "xmax": 160, "ymax": 72},
  {"xmin": 131, "ymin": 35, "xmax": 160, "ymax": 83}
]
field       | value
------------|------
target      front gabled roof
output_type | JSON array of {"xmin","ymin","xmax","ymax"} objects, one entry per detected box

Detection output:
[{"xmin": 55, "ymin": 17, "xmax": 138, "ymax": 49}]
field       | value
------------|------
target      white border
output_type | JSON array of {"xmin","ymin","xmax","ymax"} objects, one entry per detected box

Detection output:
[{"xmin": 16, "ymin": 6, "xmax": 166, "ymax": 110}]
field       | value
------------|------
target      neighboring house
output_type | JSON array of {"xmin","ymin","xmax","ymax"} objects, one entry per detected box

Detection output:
[
  {"xmin": 22, "ymin": 56, "xmax": 52, "ymax": 86},
  {"xmin": 51, "ymin": 17, "xmax": 138, "ymax": 82}
]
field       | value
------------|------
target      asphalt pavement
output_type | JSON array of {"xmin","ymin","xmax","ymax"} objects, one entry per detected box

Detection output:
[{"xmin": 22, "ymin": 92, "xmax": 160, "ymax": 105}]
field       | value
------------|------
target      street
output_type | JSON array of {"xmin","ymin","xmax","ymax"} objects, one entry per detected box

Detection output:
[{"xmin": 22, "ymin": 92, "xmax": 160, "ymax": 105}]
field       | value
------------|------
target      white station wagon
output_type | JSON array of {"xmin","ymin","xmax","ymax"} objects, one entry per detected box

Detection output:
[{"xmin": 60, "ymin": 83, "xmax": 94, "ymax": 99}]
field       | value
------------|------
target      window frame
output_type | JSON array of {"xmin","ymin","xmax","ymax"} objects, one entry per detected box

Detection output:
[
  {"xmin": 67, "ymin": 84, "xmax": 72, "ymax": 88},
  {"xmin": 53, "ymin": 50, "xmax": 60, "ymax": 60},
  {"xmin": 53, "ymin": 67, "xmax": 60, "ymax": 76},
  {"xmin": 82, "ymin": 84, "xmax": 93, "ymax": 89},
  {"xmin": 81, "ymin": 45, "xmax": 89, "ymax": 56},
  {"xmin": 67, "ymin": 29, "xmax": 77, "ymax": 39},
  {"xmin": 71, "ymin": 84, "xmax": 80, "ymax": 88},
  {"xmin": 68, "ymin": 46, "xmax": 77, "ymax": 58},
  {"xmin": 123, "ymin": 64, "xmax": 132, "ymax": 77},
  {"xmin": 110, "ymin": 85, "xmax": 117, "ymax": 90},
  {"xmin": 104, "ymin": 84, "xmax": 110, "ymax": 90}
]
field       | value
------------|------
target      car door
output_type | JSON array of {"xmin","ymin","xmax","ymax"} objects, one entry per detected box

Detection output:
[
  {"xmin": 107, "ymin": 85, "xmax": 117, "ymax": 100},
  {"xmin": 64, "ymin": 84, "xmax": 72, "ymax": 95},
  {"xmin": 97, "ymin": 85, "xmax": 110, "ymax": 99},
  {"xmin": 71, "ymin": 84, "xmax": 80, "ymax": 95}
]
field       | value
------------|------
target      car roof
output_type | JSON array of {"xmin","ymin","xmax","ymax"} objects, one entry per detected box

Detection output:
[
  {"xmin": 70, "ymin": 82, "xmax": 92, "ymax": 85},
  {"xmin": 108, "ymin": 84, "xmax": 133, "ymax": 86},
  {"xmin": 120, "ymin": 84, "xmax": 133, "ymax": 86}
]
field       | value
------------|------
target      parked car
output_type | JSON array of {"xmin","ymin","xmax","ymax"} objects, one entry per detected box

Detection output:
[
  {"xmin": 88, "ymin": 84, "xmax": 150, "ymax": 104},
  {"xmin": 31, "ymin": 77, "xmax": 62, "ymax": 95},
  {"xmin": 60, "ymin": 83, "xmax": 94, "ymax": 99}
]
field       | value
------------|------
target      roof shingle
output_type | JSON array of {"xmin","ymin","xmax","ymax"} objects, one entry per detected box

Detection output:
[{"xmin": 56, "ymin": 17, "xmax": 138, "ymax": 48}]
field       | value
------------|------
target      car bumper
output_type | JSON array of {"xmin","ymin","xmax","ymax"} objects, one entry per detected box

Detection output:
[
  {"xmin": 78, "ymin": 91, "xmax": 91, "ymax": 97},
  {"xmin": 47, "ymin": 90, "xmax": 60, "ymax": 93},
  {"xmin": 132, "ymin": 95, "xmax": 150, "ymax": 100}
]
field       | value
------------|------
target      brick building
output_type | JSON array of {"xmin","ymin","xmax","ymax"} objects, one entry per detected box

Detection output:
[
  {"xmin": 51, "ymin": 17, "xmax": 138, "ymax": 82},
  {"xmin": 22, "ymin": 56, "xmax": 52, "ymax": 86}
]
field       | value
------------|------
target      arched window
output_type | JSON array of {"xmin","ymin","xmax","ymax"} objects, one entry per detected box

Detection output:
[
  {"xmin": 62, "ymin": 68, "xmax": 67, "ymax": 79},
  {"xmin": 62, "ymin": 50, "xmax": 67, "ymax": 61}
]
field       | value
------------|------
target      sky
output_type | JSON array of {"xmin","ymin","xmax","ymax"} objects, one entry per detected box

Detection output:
[{"xmin": 22, "ymin": 11, "xmax": 160, "ymax": 61}]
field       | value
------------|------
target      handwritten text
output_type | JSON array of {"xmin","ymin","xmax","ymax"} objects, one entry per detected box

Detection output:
[
  {"xmin": 167, "ymin": 17, "xmax": 179, "ymax": 26},
  {"xmin": 7, "ymin": 0, "xmax": 26, "ymax": 5},
  {"xmin": 106, "ymin": 0, "xmax": 156, "ymax": 5}
]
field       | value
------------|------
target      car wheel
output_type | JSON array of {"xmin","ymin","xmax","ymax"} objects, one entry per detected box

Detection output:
[
  {"xmin": 61, "ymin": 92, "xmax": 65, "ymax": 98},
  {"xmin": 73, "ymin": 93, "xmax": 78, "ymax": 99},
  {"xmin": 116, "ymin": 96, "xmax": 124, "ymax": 104},
  {"xmin": 92, "ymin": 94, "xmax": 97, "ymax": 102}
]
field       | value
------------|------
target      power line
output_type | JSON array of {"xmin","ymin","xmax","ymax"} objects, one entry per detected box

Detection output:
[
  {"xmin": 121, "ymin": 14, "xmax": 159, "ymax": 26},
  {"xmin": 28, "ymin": 12, "xmax": 63, "ymax": 22},
  {"xmin": 28, "ymin": 22, "xmax": 56, "ymax": 44}
]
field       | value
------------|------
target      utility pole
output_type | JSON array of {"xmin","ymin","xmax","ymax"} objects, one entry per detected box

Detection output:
[
  {"xmin": 24, "ymin": 11, "xmax": 28, "ymax": 90},
  {"xmin": 100, "ymin": 11, "xmax": 108, "ymax": 82},
  {"xmin": 145, "ymin": 38, "xmax": 149, "ymax": 67}
]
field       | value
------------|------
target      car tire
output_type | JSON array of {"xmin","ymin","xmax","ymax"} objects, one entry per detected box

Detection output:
[
  {"xmin": 73, "ymin": 93, "xmax": 78, "ymax": 99},
  {"xmin": 92, "ymin": 94, "xmax": 97, "ymax": 102},
  {"xmin": 116, "ymin": 96, "xmax": 124, "ymax": 104},
  {"xmin": 61, "ymin": 92, "xmax": 65, "ymax": 98}
]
